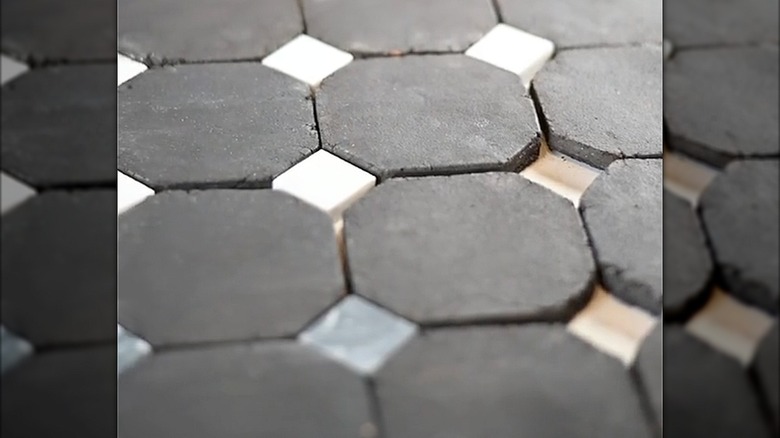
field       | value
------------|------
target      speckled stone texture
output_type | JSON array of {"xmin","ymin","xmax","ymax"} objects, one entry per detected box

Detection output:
[
  {"xmin": 699, "ymin": 160, "xmax": 779, "ymax": 314},
  {"xmin": 317, "ymin": 55, "xmax": 541, "ymax": 179},
  {"xmin": 344, "ymin": 173, "xmax": 594, "ymax": 325},
  {"xmin": 119, "ymin": 342, "xmax": 374, "ymax": 438},
  {"xmin": 665, "ymin": 47, "xmax": 779, "ymax": 166},
  {"xmin": 119, "ymin": 190, "xmax": 344, "ymax": 346},
  {"xmin": 376, "ymin": 326, "xmax": 653, "ymax": 438},
  {"xmin": 118, "ymin": 0, "xmax": 302, "ymax": 63},
  {"xmin": 534, "ymin": 47, "xmax": 662, "ymax": 168},
  {"xmin": 118, "ymin": 63, "xmax": 318, "ymax": 190},
  {"xmin": 580, "ymin": 159, "xmax": 662, "ymax": 313},
  {"xmin": 664, "ymin": 0, "xmax": 778, "ymax": 47}
]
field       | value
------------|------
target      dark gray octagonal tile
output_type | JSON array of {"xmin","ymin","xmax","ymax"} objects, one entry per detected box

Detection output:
[
  {"xmin": 302, "ymin": 0, "xmax": 496, "ymax": 54},
  {"xmin": 752, "ymin": 323, "xmax": 779, "ymax": 433},
  {"xmin": 498, "ymin": 0, "xmax": 661, "ymax": 48},
  {"xmin": 119, "ymin": 342, "xmax": 373, "ymax": 438},
  {"xmin": 580, "ymin": 159, "xmax": 662, "ymax": 314},
  {"xmin": 663, "ymin": 190, "xmax": 713, "ymax": 316},
  {"xmin": 700, "ymin": 160, "xmax": 779, "ymax": 314},
  {"xmin": 118, "ymin": 63, "xmax": 318, "ymax": 190},
  {"xmin": 118, "ymin": 190, "xmax": 344, "ymax": 346},
  {"xmin": 632, "ymin": 324, "xmax": 662, "ymax": 430},
  {"xmin": 664, "ymin": 0, "xmax": 778, "ymax": 47},
  {"xmin": 118, "ymin": 0, "xmax": 302, "ymax": 63},
  {"xmin": 344, "ymin": 173, "xmax": 594, "ymax": 325},
  {"xmin": 376, "ymin": 325, "xmax": 653, "ymax": 438},
  {"xmin": 1, "ymin": 65, "xmax": 116, "ymax": 188},
  {"xmin": 534, "ymin": 47, "xmax": 662, "ymax": 169},
  {"xmin": 1, "ymin": 191, "xmax": 116, "ymax": 347},
  {"xmin": 664, "ymin": 47, "xmax": 779, "ymax": 167},
  {"xmin": 317, "ymin": 55, "xmax": 541, "ymax": 179}
]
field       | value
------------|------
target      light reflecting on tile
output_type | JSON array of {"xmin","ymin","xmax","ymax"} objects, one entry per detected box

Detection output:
[
  {"xmin": 568, "ymin": 286, "xmax": 658, "ymax": 366},
  {"xmin": 466, "ymin": 24, "xmax": 555, "ymax": 88},
  {"xmin": 1, "ymin": 326, "xmax": 33, "ymax": 373},
  {"xmin": 663, "ymin": 149, "xmax": 719, "ymax": 206},
  {"xmin": 117, "ymin": 325, "xmax": 152, "ymax": 374},
  {"xmin": 118, "ymin": 53, "xmax": 147, "ymax": 86},
  {"xmin": 686, "ymin": 288, "xmax": 774, "ymax": 366},
  {"xmin": 520, "ymin": 142, "xmax": 601, "ymax": 207},
  {"xmin": 262, "ymin": 34, "xmax": 354, "ymax": 86},
  {"xmin": 1, "ymin": 171, "xmax": 36, "ymax": 214},
  {"xmin": 299, "ymin": 295, "xmax": 417, "ymax": 375},
  {"xmin": 273, "ymin": 150, "xmax": 376, "ymax": 219},
  {"xmin": 1, "ymin": 55, "xmax": 28, "ymax": 85},
  {"xmin": 118, "ymin": 171, "xmax": 154, "ymax": 215}
]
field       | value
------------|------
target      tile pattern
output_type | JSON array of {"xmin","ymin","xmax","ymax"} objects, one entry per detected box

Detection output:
[
  {"xmin": 117, "ymin": 53, "xmax": 147, "ymax": 86},
  {"xmin": 0, "ymin": 171, "xmax": 35, "ymax": 214},
  {"xmin": 262, "ymin": 35, "xmax": 354, "ymax": 86},
  {"xmin": 0, "ymin": 55, "xmax": 27, "ymax": 84},
  {"xmin": 117, "ymin": 171, "xmax": 154, "ymax": 214}
]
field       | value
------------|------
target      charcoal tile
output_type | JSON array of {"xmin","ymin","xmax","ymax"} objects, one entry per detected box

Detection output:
[
  {"xmin": 664, "ymin": 0, "xmax": 778, "ymax": 47},
  {"xmin": 699, "ymin": 160, "xmax": 779, "ymax": 313},
  {"xmin": 118, "ymin": 0, "xmax": 302, "ymax": 63},
  {"xmin": 118, "ymin": 63, "xmax": 317, "ymax": 190},
  {"xmin": 580, "ymin": 159, "xmax": 662, "ymax": 313},
  {"xmin": 498, "ymin": 0, "xmax": 661, "ymax": 48},
  {"xmin": 119, "ymin": 342, "xmax": 373, "ymax": 438},
  {"xmin": 376, "ymin": 326, "xmax": 653, "ymax": 438},
  {"xmin": 1, "ymin": 65, "xmax": 116, "ymax": 187},
  {"xmin": 632, "ymin": 324, "xmax": 662, "ymax": 429},
  {"xmin": 302, "ymin": 0, "xmax": 496, "ymax": 54},
  {"xmin": 665, "ymin": 325, "xmax": 772, "ymax": 437},
  {"xmin": 344, "ymin": 173, "xmax": 594, "ymax": 325},
  {"xmin": 1, "ymin": 0, "xmax": 115, "ymax": 62},
  {"xmin": 317, "ymin": 55, "xmax": 541, "ymax": 179},
  {"xmin": 534, "ymin": 47, "xmax": 662, "ymax": 168},
  {"xmin": 664, "ymin": 189, "xmax": 713, "ymax": 315},
  {"xmin": 752, "ymin": 323, "xmax": 779, "ymax": 432},
  {"xmin": 665, "ymin": 47, "xmax": 779, "ymax": 166},
  {"xmin": 118, "ymin": 190, "xmax": 344, "ymax": 346},
  {"xmin": 1, "ymin": 191, "xmax": 116, "ymax": 346}
]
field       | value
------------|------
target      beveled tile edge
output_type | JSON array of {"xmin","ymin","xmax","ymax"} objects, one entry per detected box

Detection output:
[
  {"xmin": 1, "ymin": 326, "xmax": 34, "ymax": 374},
  {"xmin": 1, "ymin": 171, "xmax": 36, "ymax": 215},
  {"xmin": 117, "ymin": 325, "xmax": 152, "ymax": 374},
  {"xmin": 1, "ymin": 54, "xmax": 28, "ymax": 85},
  {"xmin": 520, "ymin": 141, "xmax": 601, "ymax": 207},
  {"xmin": 663, "ymin": 149, "xmax": 719, "ymax": 206}
]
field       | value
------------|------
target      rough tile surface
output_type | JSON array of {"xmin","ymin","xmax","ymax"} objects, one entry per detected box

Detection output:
[
  {"xmin": 700, "ymin": 160, "xmax": 779, "ymax": 313},
  {"xmin": 376, "ymin": 326, "xmax": 653, "ymax": 438},
  {"xmin": 118, "ymin": 0, "xmax": 302, "ymax": 63},
  {"xmin": 499, "ymin": 0, "xmax": 661, "ymax": 48},
  {"xmin": 632, "ymin": 324, "xmax": 662, "ymax": 430},
  {"xmin": 534, "ymin": 47, "xmax": 662, "ymax": 168},
  {"xmin": 752, "ymin": 323, "xmax": 779, "ymax": 432},
  {"xmin": 0, "ymin": 55, "xmax": 27, "ymax": 84},
  {"xmin": 317, "ymin": 55, "xmax": 541, "ymax": 179},
  {"xmin": 1, "ymin": 65, "xmax": 116, "ymax": 187},
  {"xmin": 665, "ymin": 47, "xmax": 779, "ymax": 166},
  {"xmin": 261, "ymin": 35, "xmax": 353, "ymax": 86},
  {"xmin": 1, "ymin": 191, "xmax": 116, "ymax": 346},
  {"xmin": 303, "ymin": 0, "xmax": 496, "ymax": 54},
  {"xmin": 580, "ymin": 160, "xmax": 662, "ymax": 313},
  {"xmin": 118, "ymin": 190, "xmax": 344, "ymax": 346},
  {"xmin": 0, "ymin": 171, "xmax": 35, "ymax": 214},
  {"xmin": 345, "ymin": 173, "xmax": 594, "ymax": 325},
  {"xmin": 118, "ymin": 63, "xmax": 318, "ymax": 190},
  {"xmin": 664, "ymin": 0, "xmax": 778, "ymax": 47},
  {"xmin": 119, "ymin": 342, "xmax": 373, "ymax": 438}
]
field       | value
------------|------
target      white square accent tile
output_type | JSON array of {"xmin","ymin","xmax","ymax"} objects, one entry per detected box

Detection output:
[
  {"xmin": 117, "ymin": 53, "xmax": 148, "ymax": 86},
  {"xmin": 1, "ymin": 55, "xmax": 28, "ymax": 85},
  {"xmin": 299, "ymin": 295, "xmax": 418, "ymax": 375},
  {"xmin": 273, "ymin": 150, "xmax": 376, "ymax": 219},
  {"xmin": 262, "ymin": 35, "xmax": 354, "ymax": 86},
  {"xmin": 118, "ymin": 171, "xmax": 154, "ymax": 215},
  {"xmin": 1, "ymin": 171, "xmax": 36, "ymax": 214},
  {"xmin": 466, "ymin": 24, "xmax": 555, "ymax": 88},
  {"xmin": 663, "ymin": 149, "xmax": 719, "ymax": 206},
  {"xmin": 1, "ymin": 326, "xmax": 33, "ymax": 373},
  {"xmin": 686, "ymin": 289, "xmax": 774, "ymax": 366},
  {"xmin": 568, "ymin": 286, "xmax": 658, "ymax": 366},
  {"xmin": 117, "ymin": 325, "xmax": 152, "ymax": 374},
  {"xmin": 520, "ymin": 142, "xmax": 601, "ymax": 207}
]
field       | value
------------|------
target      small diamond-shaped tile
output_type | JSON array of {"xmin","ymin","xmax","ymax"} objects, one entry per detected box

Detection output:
[
  {"xmin": 262, "ymin": 34, "xmax": 353, "ymax": 86},
  {"xmin": 273, "ymin": 150, "xmax": 376, "ymax": 218},
  {"xmin": 117, "ymin": 53, "xmax": 147, "ymax": 86},
  {"xmin": 465, "ymin": 24, "xmax": 554, "ymax": 87},
  {"xmin": 117, "ymin": 325, "xmax": 151, "ymax": 374},
  {"xmin": 1, "ymin": 171, "xmax": 35, "ymax": 214},
  {"xmin": 117, "ymin": 171, "xmax": 153, "ymax": 215},
  {"xmin": 1, "ymin": 55, "xmax": 28, "ymax": 85},
  {"xmin": 1, "ymin": 326, "xmax": 33, "ymax": 373},
  {"xmin": 520, "ymin": 142, "xmax": 600, "ymax": 207},
  {"xmin": 299, "ymin": 295, "xmax": 417, "ymax": 375}
]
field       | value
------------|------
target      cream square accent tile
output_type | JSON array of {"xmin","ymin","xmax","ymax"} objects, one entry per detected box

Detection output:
[
  {"xmin": 1, "ymin": 55, "xmax": 28, "ymax": 85},
  {"xmin": 1, "ymin": 171, "xmax": 35, "ymax": 214},
  {"xmin": 262, "ymin": 35, "xmax": 353, "ymax": 86},
  {"xmin": 117, "ymin": 325, "xmax": 152, "ymax": 374},
  {"xmin": 520, "ymin": 142, "xmax": 601, "ymax": 207},
  {"xmin": 118, "ymin": 171, "xmax": 154, "ymax": 215},
  {"xmin": 664, "ymin": 150, "xmax": 719, "ymax": 206},
  {"xmin": 1, "ymin": 326, "xmax": 33, "ymax": 373},
  {"xmin": 117, "ymin": 53, "xmax": 147, "ymax": 86}
]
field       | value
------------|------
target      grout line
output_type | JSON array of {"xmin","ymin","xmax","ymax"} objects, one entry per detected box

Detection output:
[
  {"xmin": 365, "ymin": 377, "xmax": 386, "ymax": 438},
  {"xmin": 557, "ymin": 41, "xmax": 662, "ymax": 52},
  {"xmin": 673, "ymin": 41, "xmax": 779, "ymax": 53},
  {"xmin": 295, "ymin": 0, "xmax": 308, "ymax": 34},
  {"xmin": 489, "ymin": 0, "xmax": 504, "ymax": 22},
  {"xmin": 629, "ymin": 366, "xmax": 662, "ymax": 438}
]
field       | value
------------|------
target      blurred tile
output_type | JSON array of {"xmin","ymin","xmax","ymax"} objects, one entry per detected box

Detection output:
[
  {"xmin": 273, "ymin": 150, "xmax": 375, "ymax": 219},
  {"xmin": 663, "ymin": 150, "xmax": 719, "ymax": 206},
  {"xmin": 299, "ymin": 295, "xmax": 417, "ymax": 375},
  {"xmin": 1, "ymin": 54, "xmax": 27, "ymax": 84},
  {"xmin": 568, "ymin": 286, "xmax": 658, "ymax": 365},
  {"xmin": 117, "ymin": 171, "xmax": 153, "ymax": 215},
  {"xmin": 632, "ymin": 324, "xmax": 662, "ymax": 429},
  {"xmin": 752, "ymin": 323, "xmax": 779, "ymax": 432},
  {"xmin": 465, "ymin": 24, "xmax": 554, "ymax": 87},
  {"xmin": 520, "ymin": 142, "xmax": 600, "ymax": 207},
  {"xmin": 665, "ymin": 0, "xmax": 778, "ymax": 47},
  {"xmin": 262, "ymin": 35, "xmax": 353, "ymax": 86},
  {"xmin": 117, "ymin": 53, "xmax": 147, "ymax": 86},
  {"xmin": 686, "ymin": 289, "xmax": 774, "ymax": 366},
  {"xmin": 1, "ymin": 326, "xmax": 33, "ymax": 373},
  {"xmin": 1, "ymin": 171, "xmax": 35, "ymax": 214},
  {"xmin": 117, "ymin": 325, "xmax": 152, "ymax": 374}
]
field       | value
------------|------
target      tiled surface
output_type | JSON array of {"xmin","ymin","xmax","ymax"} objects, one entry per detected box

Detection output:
[
  {"xmin": 0, "ymin": 326, "xmax": 33, "ymax": 373},
  {"xmin": 117, "ymin": 325, "xmax": 152, "ymax": 374},
  {"xmin": 117, "ymin": 171, "xmax": 154, "ymax": 215},
  {"xmin": 117, "ymin": 53, "xmax": 147, "ymax": 86},
  {"xmin": 0, "ymin": 55, "xmax": 27, "ymax": 84},
  {"xmin": 753, "ymin": 324, "xmax": 779, "ymax": 431},
  {"xmin": 0, "ymin": 171, "xmax": 35, "ymax": 214},
  {"xmin": 519, "ymin": 141, "xmax": 600, "ymax": 207},
  {"xmin": 664, "ymin": 0, "xmax": 778, "ymax": 47},
  {"xmin": 632, "ymin": 324, "xmax": 662, "ymax": 428},
  {"xmin": 262, "ymin": 35, "xmax": 354, "ymax": 86},
  {"xmin": 663, "ymin": 149, "xmax": 719, "ymax": 206}
]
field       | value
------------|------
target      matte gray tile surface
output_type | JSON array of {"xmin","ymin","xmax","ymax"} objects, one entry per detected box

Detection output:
[
  {"xmin": 632, "ymin": 324, "xmax": 662, "ymax": 430},
  {"xmin": 752, "ymin": 324, "xmax": 779, "ymax": 432},
  {"xmin": 664, "ymin": 0, "xmax": 778, "ymax": 47}
]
